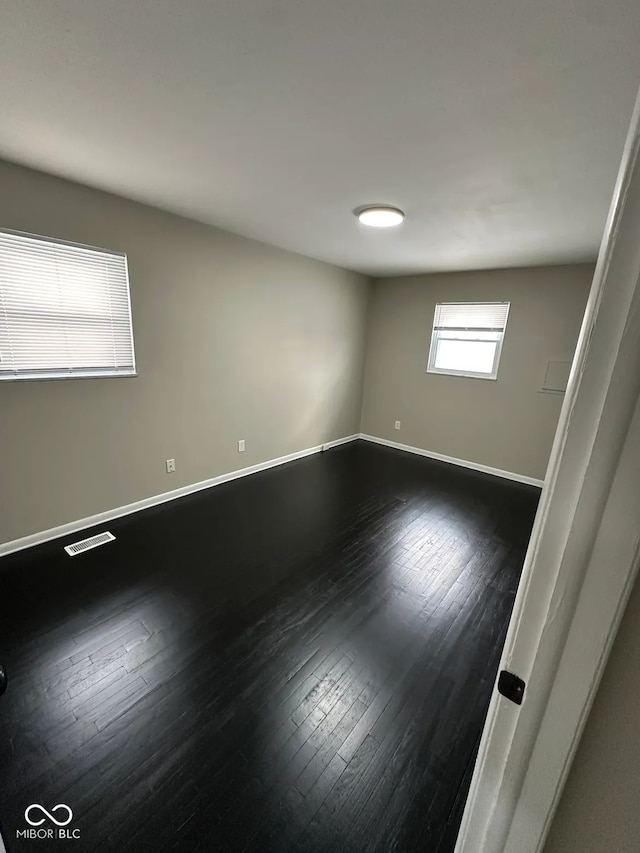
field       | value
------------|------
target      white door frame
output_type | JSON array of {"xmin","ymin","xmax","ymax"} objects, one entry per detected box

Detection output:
[{"xmin": 456, "ymin": 84, "xmax": 640, "ymax": 853}]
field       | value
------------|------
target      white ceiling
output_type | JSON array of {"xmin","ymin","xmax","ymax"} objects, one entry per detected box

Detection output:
[{"xmin": 2, "ymin": 1, "xmax": 640, "ymax": 276}]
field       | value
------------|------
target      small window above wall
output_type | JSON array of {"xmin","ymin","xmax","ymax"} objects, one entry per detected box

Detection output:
[
  {"xmin": 0, "ymin": 229, "xmax": 136, "ymax": 381},
  {"xmin": 427, "ymin": 302, "xmax": 510, "ymax": 380}
]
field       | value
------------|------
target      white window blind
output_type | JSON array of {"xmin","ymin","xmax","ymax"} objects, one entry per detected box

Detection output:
[
  {"xmin": 427, "ymin": 301, "xmax": 509, "ymax": 380},
  {"xmin": 0, "ymin": 229, "xmax": 136, "ymax": 381}
]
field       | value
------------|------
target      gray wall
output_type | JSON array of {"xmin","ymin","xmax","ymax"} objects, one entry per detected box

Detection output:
[
  {"xmin": 360, "ymin": 266, "xmax": 593, "ymax": 480},
  {"xmin": 0, "ymin": 160, "xmax": 595, "ymax": 544},
  {"xmin": 0, "ymin": 161, "xmax": 370, "ymax": 545},
  {"xmin": 545, "ymin": 567, "xmax": 640, "ymax": 853}
]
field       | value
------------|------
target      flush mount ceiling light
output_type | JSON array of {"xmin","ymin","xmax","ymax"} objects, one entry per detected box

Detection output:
[{"xmin": 356, "ymin": 206, "xmax": 405, "ymax": 228}]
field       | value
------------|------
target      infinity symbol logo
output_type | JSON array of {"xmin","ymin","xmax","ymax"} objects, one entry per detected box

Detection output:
[{"xmin": 24, "ymin": 804, "xmax": 73, "ymax": 827}]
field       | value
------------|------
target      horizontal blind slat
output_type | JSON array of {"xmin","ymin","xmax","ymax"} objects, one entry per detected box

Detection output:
[
  {"xmin": 433, "ymin": 302, "xmax": 510, "ymax": 331},
  {"xmin": 0, "ymin": 230, "xmax": 135, "ymax": 379}
]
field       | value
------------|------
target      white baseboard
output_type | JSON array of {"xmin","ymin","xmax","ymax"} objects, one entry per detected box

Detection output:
[
  {"xmin": 358, "ymin": 434, "xmax": 544, "ymax": 488},
  {"xmin": 0, "ymin": 434, "xmax": 360, "ymax": 558},
  {"xmin": 320, "ymin": 434, "xmax": 359, "ymax": 452},
  {"xmin": 1, "ymin": 432, "xmax": 541, "ymax": 558}
]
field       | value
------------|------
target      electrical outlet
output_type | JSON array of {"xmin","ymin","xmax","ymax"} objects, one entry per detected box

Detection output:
[
  {"xmin": 394, "ymin": 420, "xmax": 401, "ymax": 430},
  {"xmin": 166, "ymin": 458, "xmax": 176, "ymax": 473},
  {"xmin": 238, "ymin": 439, "xmax": 245, "ymax": 452}
]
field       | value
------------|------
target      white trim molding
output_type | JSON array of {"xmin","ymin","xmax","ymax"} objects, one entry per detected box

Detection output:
[
  {"xmin": 0, "ymin": 434, "xmax": 360, "ymax": 558},
  {"xmin": 0, "ymin": 431, "xmax": 542, "ymax": 560},
  {"xmin": 320, "ymin": 434, "xmax": 360, "ymax": 452},
  {"xmin": 456, "ymin": 82, "xmax": 640, "ymax": 853},
  {"xmin": 359, "ymin": 434, "xmax": 544, "ymax": 488}
]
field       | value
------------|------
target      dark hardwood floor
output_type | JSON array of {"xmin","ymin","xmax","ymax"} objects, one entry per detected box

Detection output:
[{"xmin": 0, "ymin": 441, "xmax": 538, "ymax": 852}]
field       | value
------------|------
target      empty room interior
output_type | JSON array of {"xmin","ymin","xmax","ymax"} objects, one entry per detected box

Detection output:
[{"xmin": 2, "ymin": 2, "xmax": 640, "ymax": 852}]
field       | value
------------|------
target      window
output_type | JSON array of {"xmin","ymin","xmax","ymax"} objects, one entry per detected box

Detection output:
[
  {"xmin": 0, "ymin": 229, "xmax": 135, "ymax": 381},
  {"xmin": 427, "ymin": 302, "xmax": 510, "ymax": 380}
]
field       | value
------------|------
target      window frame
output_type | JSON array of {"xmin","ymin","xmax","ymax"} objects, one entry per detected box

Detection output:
[
  {"xmin": 426, "ymin": 301, "xmax": 510, "ymax": 381},
  {"xmin": 0, "ymin": 228, "xmax": 137, "ymax": 382}
]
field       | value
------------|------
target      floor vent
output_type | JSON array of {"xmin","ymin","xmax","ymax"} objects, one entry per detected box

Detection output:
[{"xmin": 64, "ymin": 531, "xmax": 115, "ymax": 556}]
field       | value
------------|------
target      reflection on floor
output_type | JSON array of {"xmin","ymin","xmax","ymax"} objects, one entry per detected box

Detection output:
[{"xmin": 0, "ymin": 441, "xmax": 538, "ymax": 852}]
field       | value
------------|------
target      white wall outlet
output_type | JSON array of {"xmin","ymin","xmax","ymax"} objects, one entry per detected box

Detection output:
[
  {"xmin": 166, "ymin": 458, "xmax": 176, "ymax": 473},
  {"xmin": 394, "ymin": 420, "xmax": 401, "ymax": 430},
  {"xmin": 238, "ymin": 439, "xmax": 245, "ymax": 452}
]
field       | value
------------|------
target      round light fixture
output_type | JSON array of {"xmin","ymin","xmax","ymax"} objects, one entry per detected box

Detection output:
[{"xmin": 357, "ymin": 206, "xmax": 405, "ymax": 228}]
